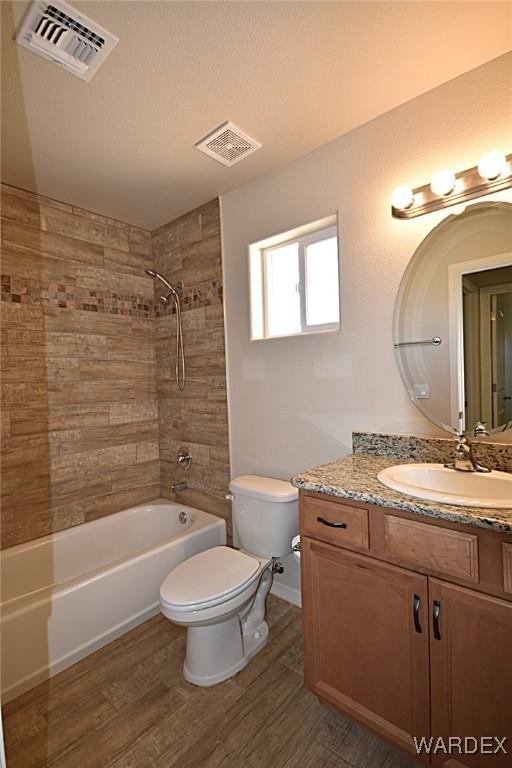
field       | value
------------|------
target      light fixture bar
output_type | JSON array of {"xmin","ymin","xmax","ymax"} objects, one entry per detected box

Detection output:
[{"xmin": 392, "ymin": 153, "xmax": 512, "ymax": 219}]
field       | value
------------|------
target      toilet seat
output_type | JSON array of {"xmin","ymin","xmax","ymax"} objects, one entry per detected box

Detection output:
[{"xmin": 160, "ymin": 546, "xmax": 261, "ymax": 613}]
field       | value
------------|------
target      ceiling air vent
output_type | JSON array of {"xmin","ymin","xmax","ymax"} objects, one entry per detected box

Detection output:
[
  {"xmin": 16, "ymin": 0, "xmax": 118, "ymax": 81},
  {"xmin": 195, "ymin": 122, "xmax": 261, "ymax": 167}
]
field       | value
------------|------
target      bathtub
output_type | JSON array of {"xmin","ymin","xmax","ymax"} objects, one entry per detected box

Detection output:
[{"xmin": 0, "ymin": 499, "xmax": 226, "ymax": 702}]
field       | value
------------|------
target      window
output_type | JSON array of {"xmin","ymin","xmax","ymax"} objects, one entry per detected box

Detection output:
[{"xmin": 249, "ymin": 217, "xmax": 340, "ymax": 340}]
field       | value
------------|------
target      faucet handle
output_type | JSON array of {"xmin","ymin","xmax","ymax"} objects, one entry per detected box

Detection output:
[
  {"xmin": 177, "ymin": 447, "xmax": 192, "ymax": 470},
  {"xmin": 454, "ymin": 433, "xmax": 468, "ymax": 448},
  {"xmin": 473, "ymin": 421, "xmax": 489, "ymax": 438}
]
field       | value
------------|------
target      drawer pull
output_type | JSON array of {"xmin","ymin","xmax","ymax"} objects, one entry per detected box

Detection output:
[
  {"xmin": 433, "ymin": 600, "xmax": 441, "ymax": 640},
  {"xmin": 316, "ymin": 516, "xmax": 347, "ymax": 529},
  {"xmin": 413, "ymin": 593, "xmax": 422, "ymax": 634}
]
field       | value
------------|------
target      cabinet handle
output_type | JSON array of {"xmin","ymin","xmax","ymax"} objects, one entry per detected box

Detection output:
[
  {"xmin": 413, "ymin": 593, "xmax": 422, "ymax": 633},
  {"xmin": 316, "ymin": 516, "xmax": 347, "ymax": 529},
  {"xmin": 433, "ymin": 600, "xmax": 441, "ymax": 640}
]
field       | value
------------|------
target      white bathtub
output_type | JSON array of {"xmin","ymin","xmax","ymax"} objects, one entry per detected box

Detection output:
[{"xmin": 0, "ymin": 499, "xmax": 226, "ymax": 702}]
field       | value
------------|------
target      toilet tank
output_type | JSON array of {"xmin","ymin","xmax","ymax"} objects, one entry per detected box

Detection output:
[{"xmin": 229, "ymin": 475, "xmax": 299, "ymax": 558}]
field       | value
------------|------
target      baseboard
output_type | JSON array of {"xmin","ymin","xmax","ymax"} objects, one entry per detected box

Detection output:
[{"xmin": 270, "ymin": 581, "xmax": 302, "ymax": 607}]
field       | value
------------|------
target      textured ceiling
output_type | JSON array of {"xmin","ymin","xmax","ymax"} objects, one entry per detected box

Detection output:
[{"xmin": 2, "ymin": 1, "xmax": 511, "ymax": 229}]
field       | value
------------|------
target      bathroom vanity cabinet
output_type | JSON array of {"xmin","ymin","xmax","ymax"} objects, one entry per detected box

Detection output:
[{"xmin": 300, "ymin": 490, "xmax": 512, "ymax": 767}]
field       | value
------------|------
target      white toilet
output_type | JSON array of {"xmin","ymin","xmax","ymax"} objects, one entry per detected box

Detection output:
[{"xmin": 160, "ymin": 475, "xmax": 299, "ymax": 686}]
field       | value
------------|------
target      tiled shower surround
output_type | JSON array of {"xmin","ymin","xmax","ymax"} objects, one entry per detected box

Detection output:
[
  {"xmin": 152, "ymin": 200, "xmax": 231, "ymax": 532},
  {"xmin": 0, "ymin": 184, "xmax": 230, "ymax": 548}
]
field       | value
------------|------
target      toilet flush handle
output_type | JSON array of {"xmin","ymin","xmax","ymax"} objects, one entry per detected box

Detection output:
[{"xmin": 225, "ymin": 493, "xmax": 234, "ymax": 502}]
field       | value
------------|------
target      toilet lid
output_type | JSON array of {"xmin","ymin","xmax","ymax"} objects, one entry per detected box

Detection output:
[{"xmin": 160, "ymin": 546, "xmax": 260, "ymax": 609}]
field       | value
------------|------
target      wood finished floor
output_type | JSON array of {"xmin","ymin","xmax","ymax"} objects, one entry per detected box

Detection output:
[{"xmin": 3, "ymin": 596, "xmax": 417, "ymax": 768}]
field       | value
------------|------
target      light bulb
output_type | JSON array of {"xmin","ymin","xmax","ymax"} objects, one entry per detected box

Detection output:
[
  {"xmin": 477, "ymin": 150, "xmax": 508, "ymax": 181},
  {"xmin": 391, "ymin": 185, "xmax": 414, "ymax": 210},
  {"xmin": 430, "ymin": 169, "xmax": 456, "ymax": 197}
]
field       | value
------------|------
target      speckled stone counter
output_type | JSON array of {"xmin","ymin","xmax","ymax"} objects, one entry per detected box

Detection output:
[
  {"xmin": 352, "ymin": 431, "xmax": 512, "ymax": 473},
  {"xmin": 291, "ymin": 453, "xmax": 512, "ymax": 534}
]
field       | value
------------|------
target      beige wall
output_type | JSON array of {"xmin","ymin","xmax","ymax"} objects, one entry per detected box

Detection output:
[
  {"xmin": 152, "ymin": 200, "xmax": 231, "ymax": 534},
  {"xmin": 1, "ymin": 184, "xmax": 160, "ymax": 548},
  {"xmin": 220, "ymin": 53, "xmax": 512, "ymax": 598}
]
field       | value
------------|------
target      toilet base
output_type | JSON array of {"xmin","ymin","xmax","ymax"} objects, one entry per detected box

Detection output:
[{"xmin": 183, "ymin": 617, "xmax": 269, "ymax": 687}]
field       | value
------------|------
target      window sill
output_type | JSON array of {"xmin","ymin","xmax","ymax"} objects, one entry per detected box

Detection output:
[{"xmin": 251, "ymin": 326, "xmax": 341, "ymax": 342}]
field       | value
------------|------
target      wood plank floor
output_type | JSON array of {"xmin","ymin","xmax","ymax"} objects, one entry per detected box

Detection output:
[{"xmin": 3, "ymin": 596, "xmax": 418, "ymax": 768}]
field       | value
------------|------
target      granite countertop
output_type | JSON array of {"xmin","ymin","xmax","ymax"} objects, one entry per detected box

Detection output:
[{"xmin": 291, "ymin": 453, "xmax": 512, "ymax": 534}]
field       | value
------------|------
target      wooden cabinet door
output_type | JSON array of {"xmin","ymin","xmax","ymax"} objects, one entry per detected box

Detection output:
[
  {"xmin": 429, "ymin": 580, "xmax": 512, "ymax": 768},
  {"xmin": 301, "ymin": 536, "xmax": 430, "ymax": 762}
]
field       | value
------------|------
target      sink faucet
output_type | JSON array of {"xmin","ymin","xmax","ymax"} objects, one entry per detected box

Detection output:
[{"xmin": 445, "ymin": 430, "xmax": 490, "ymax": 473}]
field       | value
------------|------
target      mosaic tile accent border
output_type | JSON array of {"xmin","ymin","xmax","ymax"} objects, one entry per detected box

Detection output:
[
  {"xmin": 154, "ymin": 279, "xmax": 223, "ymax": 317},
  {"xmin": 1, "ymin": 274, "xmax": 155, "ymax": 318},
  {"xmin": 352, "ymin": 431, "xmax": 512, "ymax": 473},
  {"xmin": 1, "ymin": 274, "xmax": 223, "ymax": 319}
]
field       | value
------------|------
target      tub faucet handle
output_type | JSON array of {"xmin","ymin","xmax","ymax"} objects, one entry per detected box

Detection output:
[{"xmin": 177, "ymin": 447, "xmax": 192, "ymax": 470}]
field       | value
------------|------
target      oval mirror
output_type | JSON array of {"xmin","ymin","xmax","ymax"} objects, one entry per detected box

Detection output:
[{"xmin": 394, "ymin": 201, "xmax": 512, "ymax": 436}]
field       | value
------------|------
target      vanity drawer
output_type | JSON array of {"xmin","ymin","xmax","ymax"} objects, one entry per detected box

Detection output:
[
  {"xmin": 383, "ymin": 514, "xmax": 479, "ymax": 583},
  {"xmin": 301, "ymin": 495, "xmax": 369, "ymax": 550}
]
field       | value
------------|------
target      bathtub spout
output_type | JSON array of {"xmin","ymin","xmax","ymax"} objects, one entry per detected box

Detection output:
[{"xmin": 170, "ymin": 481, "xmax": 188, "ymax": 493}]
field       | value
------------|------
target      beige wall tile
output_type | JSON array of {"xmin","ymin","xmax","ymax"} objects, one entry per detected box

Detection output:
[
  {"xmin": 136, "ymin": 440, "xmax": 160, "ymax": 463},
  {"xmin": 104, "ymin": 223, "xmax": 130, "ymax": 252},
  {"xmin": 0, "ymin": 185, "xmax": 229, "ymax": 548},
  {"xmin": 47, "ymin": 404, "xmax": 111, "ymax": 431},
  {"xmin": 155, "ymin": 199, "xmax": 229, "ymax": 522},
  {"xmin": 48, "ymin": 380, "xmax": 135, "ymax": 405},
  {"xmin": 79, "ymin": 359, "xmax": 155, "ymax": 381},
  {"xmin": 40, "ymin": 205, "xmax": 106, "ymax": 245},
  {"xmin": 51, "ymin": 443, "xmax": 138, "ymax": 473},
  {"xmin": 1, "ymin": 435, "xmax": 51, "ymax": 469},
  {"xmin": 81, "ymin": 421, "xmax": 158, "ymax": 450},
  {"xmin": 2, "ymin": 220, "xmax": 104, "ymax": 266},
  {"xmin": 1, "ymin": 186, "xmax": 40, "ymax": 227},
  {"xmin": 129, "ymin": 227, "xmax": 152, "ymax": 257},
  {"xmin": 103, "ymin": 246, "xmax": 152, "ymax": 276},
  {"xmin": 6, "ymin": 329, "xmax": 46, "ymax": 357},
  {"xmin": 1, "ymin": 246, "xmax": 78, "ymax": 283},
  {"xmin": 109, "ymin": 401, "xmax": 159, "ymax": 425},
  {"xmin": 0, "ymin": 184, "xmax": 159, "ymax": 548},
  {"xmin": 2, "ymin": 382, "xmax": 48, "ymax": 407},
  {"xmin": 44, "ymin": 332, "xmax": 109, "ymax": 358},
  {"xmin": 1, "ymin": 303, "xmax": 43, "ymax": 329},
  {"xmin": 1, "ymin": 357, "xmax": 47, "ymax": 382},
  {"xmin": 111, "ymin": 460, "xmax": 160, "ymax": 492},
  {"xmin": 76, "ymin": 265, "xmax": 152, "ymax": 296}
]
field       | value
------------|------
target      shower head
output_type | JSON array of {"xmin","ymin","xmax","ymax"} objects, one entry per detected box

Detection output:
[{"xmin": 145, "ymin": 269, "xmax": 179, "ymax": 297}]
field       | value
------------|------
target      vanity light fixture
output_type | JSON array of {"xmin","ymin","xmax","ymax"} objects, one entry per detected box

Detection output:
[
  {"xmin": 391, "ymin": 151, "xmax": 512, "ymax": 219},
  {"xmin": 391, "ymin": 185, "xmax": 414, "ymax": 211},
  {"xmin": 430, "ymin": 169, "xmax": 456, "ymax": 197},
  {"xmin": 477, "ymin": 150, "xmax": 507, "ymax": 181}
]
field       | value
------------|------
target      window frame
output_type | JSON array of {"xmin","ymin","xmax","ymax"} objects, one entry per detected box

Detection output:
[{"xmin": 261, "ymin": 224, "xmax": 339, "ymax": 339}]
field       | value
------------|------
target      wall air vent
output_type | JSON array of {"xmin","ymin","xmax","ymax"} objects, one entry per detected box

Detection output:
[
  {"xmin": 16, "ymin": 0, "xmax": 118, "ymax": 81},
  {"xmin": 195, "ymin": 122, "xmax": 261, "ymax": 167}
]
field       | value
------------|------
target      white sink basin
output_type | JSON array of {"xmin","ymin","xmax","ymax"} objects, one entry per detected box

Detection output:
[{"xmin": 377, "ymin": 463, "xmax": 512, "ymax": 508}]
